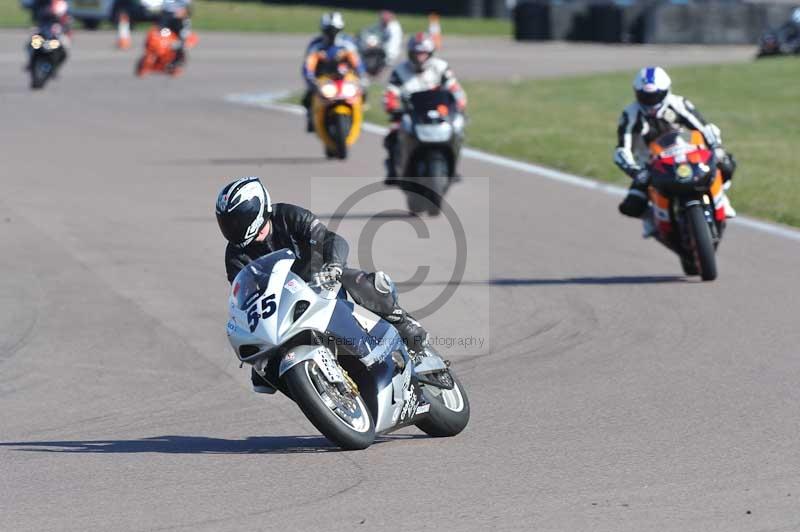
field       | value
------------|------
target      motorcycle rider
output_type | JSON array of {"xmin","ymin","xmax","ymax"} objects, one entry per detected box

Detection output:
[
  {"xmin": 215, "ymin": 177, "xmax": 429, "ymax": 393},
  {"xmin": 378, "ymin": 10, "xmax": 403, "ymax": 64},
  {"xmin": 159, "ymin": 0, "xmax": 192, "ymax": 68},
  {"xmin": 302, "ymin": 12, "xmax": 366, "ymax": 133},
  {"xmin": 382, "ymin": 32, "xmax": 467, "ymax": 185},
  {"xmin": 615, "ymin": 66, "xmax": 737, "ymax": 226},
  {"xmin": 28, "ymin": 0, "xmax": 70, "ymax": 71}
]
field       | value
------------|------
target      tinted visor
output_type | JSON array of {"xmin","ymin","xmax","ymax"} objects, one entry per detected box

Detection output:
[
  {"xmin": 216, "ymin": 197, "xmax": 262, "ymax": 246},
  {"xmin": 636, "ymin": 89, "xmax": 667, "ymax": 107}
]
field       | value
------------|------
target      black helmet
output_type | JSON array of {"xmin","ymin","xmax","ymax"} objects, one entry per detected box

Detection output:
[{"xmin": 215, "ymin": 177, "xmax": 272, "ymax": 247}]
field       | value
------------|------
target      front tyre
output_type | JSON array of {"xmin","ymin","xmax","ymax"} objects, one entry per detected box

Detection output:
[
  {"xmin": 333, "ymin": 112, "xmax": 350, "ymax": 160},
  {"xmin": 415, "ymin": 370, "xmax": 470, "ymax": 437},
  {"xmin": 284, "ymin": 359, "xmax": 375, "ymax": 450},
  {"xmin": 30, "ymin": 56, "xmax": 51, "ymax": 89},
  {"xmin": 687, "ymin": 203, "xmax": 717, "ymax": 281}
]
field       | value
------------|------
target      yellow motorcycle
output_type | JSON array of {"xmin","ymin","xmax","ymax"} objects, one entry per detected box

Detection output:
[{"xmin": 312, "ymin": 68, "xmax": 363, "ymax": 160}]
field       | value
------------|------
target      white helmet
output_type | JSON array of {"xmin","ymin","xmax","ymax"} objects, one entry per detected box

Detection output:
[
  {"xmin": 792, "ymin": 7, "xmax": 800, "ymax": 24},
  {"xmin": 633, "ymin": 66, "xmax": 671, "ymax": 112},
  {"xmin": 320, "ymin": 12, "xmax": 345, "ymax": 39}
]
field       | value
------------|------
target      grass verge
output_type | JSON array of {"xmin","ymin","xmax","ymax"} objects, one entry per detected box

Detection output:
[
  {"xmin": 191, "ymin": 1, "xmax": 509, "ymax": 35},
  {"xmin": 334, "ymin": 58, "xmax": 797, "ymax": 226},
  {"xmin": 0, "ymin": 0, "xmax": 30, "ymax": 28},
  {"xmin": 0, "ymin": 0, "xmax": 510, "ymax": 35}
]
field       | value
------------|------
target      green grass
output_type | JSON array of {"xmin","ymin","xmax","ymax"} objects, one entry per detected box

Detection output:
[
  {"xmin": 356, "ymin": 59, "xmax": 800, "ymax": 227},
  {"xmin": 0, "ymin": 0, "xmax": 30, "ymax": 28},
  {"xmin": 192, "ymin": 1, "xmax": 509, "ymax": 35},
  {"xmin": 0, "ymin": 0, "xmax": 509, "ymax": 34}
]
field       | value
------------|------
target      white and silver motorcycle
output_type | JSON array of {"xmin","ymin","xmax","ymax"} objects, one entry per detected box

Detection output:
[{"xmin": 226, "ymin": 249, "xmax": 470, "ymax": 450}]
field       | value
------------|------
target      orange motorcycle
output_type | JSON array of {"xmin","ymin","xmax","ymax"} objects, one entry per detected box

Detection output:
[
  {"xmin": 646, "ymin": 129, "xmax": 727, "ymax": 281},
  {"xmin": 135, "ymin": 25, "xmax": 198, "ymax": 77}
]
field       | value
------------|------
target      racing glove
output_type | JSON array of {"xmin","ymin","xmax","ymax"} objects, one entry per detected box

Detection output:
[{"xmin": 319, "ymin": 262, "xmax": 343, "ymax": 285}]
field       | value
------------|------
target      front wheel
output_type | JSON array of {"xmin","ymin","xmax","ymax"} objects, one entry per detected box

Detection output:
[
  {"xmin": 415, "ymin": 370, "xmax": 470, "ymax": 437},
  {"xmin": 686, "ymin": 203, "xmax": 717, "ymax": 281},
  {"xmin": 284, "ymin": 359, "xmax": 375, "ymax": 450},
  {"xmin": 332, "ymin": 112, "xmax": 350, "ymax": 160},
  {"xmin": 30, "ymin": 56, "xmax": 52, "ymax": 89}
]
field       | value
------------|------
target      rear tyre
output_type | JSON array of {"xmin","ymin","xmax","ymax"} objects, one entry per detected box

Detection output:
[
  {"xmin": 415, "ymin": 370, "xmax": 470, "ymax": 437},
  {"xmin": 687, "ymin": 204, "xmax": 717, "ymax": 281},
  {"xmin": 284, "ymin": 359, "xmax": 375, "ymax": 450},
  {"xmin": 680, "ymin": 254, "xmax": 699, "ymax": 276}
]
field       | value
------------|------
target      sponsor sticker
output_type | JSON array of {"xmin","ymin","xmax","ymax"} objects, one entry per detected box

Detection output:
[
  {"xmin": 677, "ymin": 164, "xmax": 693, "ymax": 181},
  {"xmin": 284, "ymin": 279, "xmax": 301, "ymax": 294}
]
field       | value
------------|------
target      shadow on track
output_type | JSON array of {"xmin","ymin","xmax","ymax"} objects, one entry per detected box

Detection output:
[
  {"xmin": 398, "ymin": 275, "xmax": 687, "ymax": 288},
  {"xmin": 0, "ymin": 433, "xmax": 427, "ymax": 455}
]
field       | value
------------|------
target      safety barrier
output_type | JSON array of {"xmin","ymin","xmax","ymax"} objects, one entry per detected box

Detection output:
[{"xmin": 512, "ymin": 0, "xmax": 797, "ymax": 44}]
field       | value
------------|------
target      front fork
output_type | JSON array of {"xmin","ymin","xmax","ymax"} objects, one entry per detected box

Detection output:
[{"xmin": 679, "ymin": 196, "xmax": 723, "ymax": 251}]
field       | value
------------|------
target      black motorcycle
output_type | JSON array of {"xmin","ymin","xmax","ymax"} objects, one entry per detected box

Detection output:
[
  {"xmin": 357, "ymin": 26, "xmax": 387, "ymax": 77},
  {"xmin": 645, "ymin": 129, "xmax": 727, "ymax": 281},
  {"xmin": 391, "ymin": 89, "xmax": 465, "ymax": 216},
  {"xmin": 28, "ymin": 25, "xmax": 67, "ymax": 90}
]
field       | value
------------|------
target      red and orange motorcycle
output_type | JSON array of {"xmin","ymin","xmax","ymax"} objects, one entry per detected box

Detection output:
[
  {"xmin": 646, "ymin": 129, "xmax": 728, "ymax": 281},
  {"xmin": 135, "ymin": 25, "xmax": 198, "ymax": 77}
]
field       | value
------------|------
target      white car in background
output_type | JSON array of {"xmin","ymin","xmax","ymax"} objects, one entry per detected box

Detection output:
[{"xmin": 21, "ymin": 0, "xmax": 164, "ymax": 29}]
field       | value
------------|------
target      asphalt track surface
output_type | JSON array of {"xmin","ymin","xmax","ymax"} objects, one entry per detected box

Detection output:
[{"xmin": 1, "ymin": 30, "xmax": 799, "ymax": 531}]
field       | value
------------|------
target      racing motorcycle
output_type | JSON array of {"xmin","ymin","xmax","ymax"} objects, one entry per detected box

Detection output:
[
  {"xmin": 27, "ymin": 25, "xmax": 68, "ymax": 90},
  {"xmin": 226, "ymin": 249, "xmax": 470, "ymax": 450},
  {"xmin": 135, "ymin": 25, "xmax": 198, "ymax": 77},
  {"xmin": 645, "ymin": 129, "xmax": 727, "ymax": 281},
  {"xmin": 357, "ymin": 26, "xmax": 387, "ymax": 76},
  {"xmin": 312, "ymin": 64, "xmax": 364, "ymax": 160},
  {"xmin": 391, "ymin": 88, "xmax": 465, "ymax": 216}
]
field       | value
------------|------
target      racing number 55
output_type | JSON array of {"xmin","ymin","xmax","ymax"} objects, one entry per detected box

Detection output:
[{"xmin": 247, "ymin": 293, "xmax": 277, "ymax": 332}]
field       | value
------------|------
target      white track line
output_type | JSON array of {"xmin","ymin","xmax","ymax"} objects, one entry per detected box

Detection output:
[{"xmin": 225, "ymin": 91, "xmax": 800, "ymax": 243}]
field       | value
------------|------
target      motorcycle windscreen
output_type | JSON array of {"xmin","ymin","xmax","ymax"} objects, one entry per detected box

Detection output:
[
  {"xmin": 232, "ymin": 249, "xmax": 296, "ymax": 311},
  {"xmin": 649, "ymin": 129, "xmax": 707, "ymax": 156},
  {"xmin": 408, "ymin": 90, "xmax": 456, "ymax": 124}
]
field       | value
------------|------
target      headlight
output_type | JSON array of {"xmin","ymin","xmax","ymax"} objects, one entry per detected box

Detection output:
[
  {"xmin": 341, "ymin": 83, "xmax": 358, "ymax": 99},
  {"xmin": 31, "ymin": 35, "xmax": 43, "ymax": 49},
  {"xmin": 415, "ymin": 123, "xmax": 453, "ymax": 143},
  {"xmin": 366, "ymin": 35, "xmax": 380, "ymax": 47},
  {"xmin": 47, "ymin": 39, "xmax": 60, "ymax": 49},
  {"xmin": 319, "ymin": 83, "xmax": 338, "ymax": 99}
]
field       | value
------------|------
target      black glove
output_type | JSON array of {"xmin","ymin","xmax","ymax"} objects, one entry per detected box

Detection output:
[{"xmin": 633, "ymin": 168, "xmax": 650, "ymax": 187}]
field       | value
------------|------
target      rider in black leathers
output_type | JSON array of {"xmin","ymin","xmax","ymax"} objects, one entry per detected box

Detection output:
[{"xmin": 216, "ymin": 177, "xmax": 428, "ymax": 392}]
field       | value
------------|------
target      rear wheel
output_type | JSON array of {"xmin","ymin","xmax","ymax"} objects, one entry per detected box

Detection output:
[
  {"xmin": 415, "ymin": 370, "xmax": 470, "ymax": 437},
  {"xmin": 686, "ymin": 203, "xmax": 717, "ymax": 281},
  {"xmin": 284, "ymin": 359, "xmax": 375, "ymax": 450}
]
